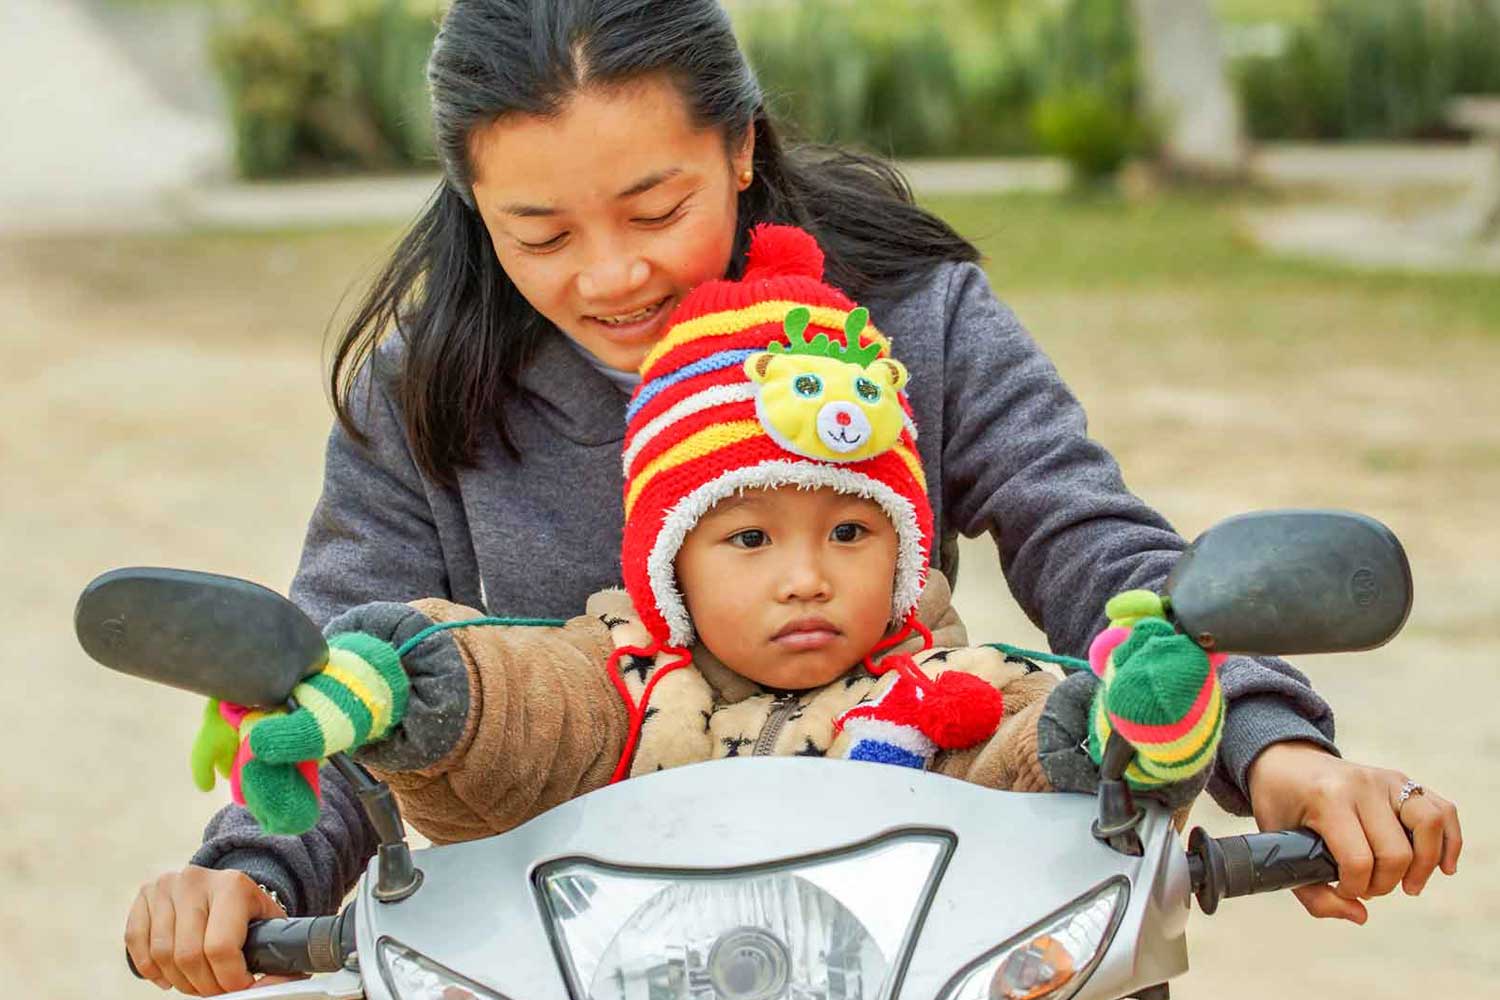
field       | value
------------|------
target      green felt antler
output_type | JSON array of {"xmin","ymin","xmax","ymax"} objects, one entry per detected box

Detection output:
[{"xmin": 770, "ymin": 306, "xmax": 881, "ymax": 368}]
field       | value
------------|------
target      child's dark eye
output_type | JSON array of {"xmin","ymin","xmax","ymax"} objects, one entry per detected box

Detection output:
[
  {"xmin": 831, "ymin": 522, "xmax": 866, "ymax": 543},
  {"xmin": 730, "ymin": 529, "xmax": 769, "ymax": 549}
]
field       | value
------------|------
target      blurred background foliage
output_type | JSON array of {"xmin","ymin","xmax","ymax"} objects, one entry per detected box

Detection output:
[
  {"xmin": 1234, "ymin": 0, "xmax": 1500, "ymax": 140},
  {"xmin": 208, "ymin": 0, "xmax": 443, "ymax": 177},
  {"xmin": 176, "ymin": 0, "xmax": 1500, "ymax": 179},
  {"xmin": 740, "ymin": 0, "xmax": 1149, "ymax": 179}
]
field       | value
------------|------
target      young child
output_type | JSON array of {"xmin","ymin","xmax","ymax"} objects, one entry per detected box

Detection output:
[{"xmin": 196, "ymin": 226, "xmax": 1224, "ymax": 845}]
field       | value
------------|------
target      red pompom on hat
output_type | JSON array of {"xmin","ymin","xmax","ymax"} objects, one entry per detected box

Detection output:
[{"xmin": 742, "ymin": 222, "xmax": 826, "ymax": 282}]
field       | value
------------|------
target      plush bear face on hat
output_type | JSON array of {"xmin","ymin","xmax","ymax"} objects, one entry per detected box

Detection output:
[
  {"xmin": 620, "ymin": 224, "xmax": 933, "ymax": 648},
  {"xmin": 744, "ymin": 305, "xmax": 911, "ymax": 463}
]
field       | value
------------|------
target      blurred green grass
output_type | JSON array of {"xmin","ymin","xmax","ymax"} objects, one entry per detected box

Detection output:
[
  {"xmin": 145, "ymin": 191, "xmax": 1500, "ymax": 342},
  {"xmin": 23, "ymin": 189, "xmax": 1500, "ymax": 350},
  {"xmin": 928, "ymin": 191, "xmax": 1500, "ymax": 336},
  {"xmin": 22, "ymin": 189, "xmax": 1498, "ymax": 350}
]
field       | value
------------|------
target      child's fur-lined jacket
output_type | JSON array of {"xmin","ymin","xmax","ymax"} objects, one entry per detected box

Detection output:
[{"xmin": 341, "ymin": 572, "xmax": 1072, "ymax": 846}]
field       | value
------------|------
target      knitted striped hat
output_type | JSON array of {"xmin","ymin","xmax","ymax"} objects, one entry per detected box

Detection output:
[{"xmin": 620, "ymin": 224, "xmax": 933, "ymax": 647}]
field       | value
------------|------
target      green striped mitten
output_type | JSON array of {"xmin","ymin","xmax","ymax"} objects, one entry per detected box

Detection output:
[
  {"xmin": 1086, "ymin": 594, "xmax": 1225, "ymax": 794},
  {"xmin": 248, "ymin": 631, "xmax": 410, "ymax": 767}
]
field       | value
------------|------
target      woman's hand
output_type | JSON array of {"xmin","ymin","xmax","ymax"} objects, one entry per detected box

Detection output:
[
  {"xmin": 124, "ymin": 866, "xmax": 301, "ymax": 995},
  {"xmin": 1246, "ymin": 741, "xmax": 1462, "ymax": 923}
]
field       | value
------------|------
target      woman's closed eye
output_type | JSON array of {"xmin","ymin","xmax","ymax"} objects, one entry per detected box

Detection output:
[
  {"xmin": 516, "ymin": 231, "xmax": 568, "ymax": 253},
  {"xmin": 633, "ymin": 196, "xmax": 690, "ymax": 227},
  {"xmin": 513, "ymin": 197, "xmax": 687, "ymax": 251}
]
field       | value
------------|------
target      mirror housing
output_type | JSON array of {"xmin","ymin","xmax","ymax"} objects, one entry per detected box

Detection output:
[
  {"xmin": 1165, "ymin": 510, "xmax": 1412, "ymax": 657},
  {"xmin": 75, "ymin": 567, "xmax": 327, "ymax": 707}
]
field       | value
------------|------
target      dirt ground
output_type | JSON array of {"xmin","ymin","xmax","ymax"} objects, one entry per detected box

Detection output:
[{"xmin": 2, "ymin": 223, "xmax": 1495, "ymax": 998}]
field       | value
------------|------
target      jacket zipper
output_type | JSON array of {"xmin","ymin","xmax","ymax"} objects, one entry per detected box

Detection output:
[{"xmin": 753, "ymin": 694, "xmax": 798, "ymax": 756}]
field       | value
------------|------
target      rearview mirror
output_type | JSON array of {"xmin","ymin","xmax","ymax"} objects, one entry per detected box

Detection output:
[
  {"xmin": 75, "ymin": 567, "xmax": 327, "ymax": 707},
  {"xmin": 1165, "ymin": 510, "xmax": 1412, "ymax": 656}
]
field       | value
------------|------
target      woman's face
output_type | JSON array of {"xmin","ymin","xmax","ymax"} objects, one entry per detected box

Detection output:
[{"xmin": 468, "ymin": 75, "xmax": 754, "ymax": 373}]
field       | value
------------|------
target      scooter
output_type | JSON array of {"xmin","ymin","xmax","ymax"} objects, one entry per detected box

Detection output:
[{"xmin": 76, "ymin": 509, "xmax": 1413, "ymax": 1000}]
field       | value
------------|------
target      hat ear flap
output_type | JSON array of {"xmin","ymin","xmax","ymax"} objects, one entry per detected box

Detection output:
[
  {"xmin": 870, "ymin": 358, "xmax": 909, "ymax": 391},
  {"xmin": 744, "ymin": 352, "xmax": 777, "ymax": 383}
]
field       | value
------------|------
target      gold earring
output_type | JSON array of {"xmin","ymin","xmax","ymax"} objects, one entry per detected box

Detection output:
[{"xmin": 739, "ymin": 169, "xmax": 753, "ymax": 188}]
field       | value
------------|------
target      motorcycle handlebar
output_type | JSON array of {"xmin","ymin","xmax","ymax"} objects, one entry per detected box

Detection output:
[
  {"xmin": 123, "ymin": 828, "xmax": 1333, "ymax": 976},
  {"xmin": 1187, "ymin": 826, "xmax": 1339, "ymax": 915},
  {"xmin": 127, "ymin": 909, "xmax": 356, "ymax": 979}
]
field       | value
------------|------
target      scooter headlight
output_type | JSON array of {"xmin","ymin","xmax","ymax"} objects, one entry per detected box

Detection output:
[
  {"xmin": 377, "ymin": 938, "xmax": 512, "ymax": 1000},
  {"xmin": 537, "ymin": 830, "xmax": 951, "ymax": 1000},
  {"xmin": 937, "ymin": 879, "xmax": 1127, "ymax": 1000}
]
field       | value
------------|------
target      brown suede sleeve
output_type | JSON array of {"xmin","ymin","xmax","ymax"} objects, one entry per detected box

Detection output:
[
  {"xmin": 934, "ymin": 670, "xmax": 1060, "ymax": 793},
  {"xmin": 371, "ymin": 599, "xmax": 630, "ymax": 845}
]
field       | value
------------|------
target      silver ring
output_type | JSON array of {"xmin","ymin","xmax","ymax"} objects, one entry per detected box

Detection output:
[{"xmin": 1396, "ymin": 779, "xmax": 1424, "ymax": 809}]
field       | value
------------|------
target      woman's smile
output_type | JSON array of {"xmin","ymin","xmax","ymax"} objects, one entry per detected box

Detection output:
[{"xmin": 584, "ymin": 294, "xmax": 676, "ymax": 343}]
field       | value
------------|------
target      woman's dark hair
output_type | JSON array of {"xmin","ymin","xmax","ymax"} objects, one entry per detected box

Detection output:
[{"xmin": 333, "ymin": 0, "xmax": 979, "ymax": 483}]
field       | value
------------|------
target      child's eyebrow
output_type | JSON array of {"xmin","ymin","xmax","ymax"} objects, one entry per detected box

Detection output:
[{"xmin": 706, "ymin": 493, "xmax": 764, "ymax": 518}]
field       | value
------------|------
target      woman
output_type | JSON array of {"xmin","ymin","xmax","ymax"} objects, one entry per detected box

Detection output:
[{"xmin": 125, "ymin": 2, "xmax": 1459, "ymax": 995}]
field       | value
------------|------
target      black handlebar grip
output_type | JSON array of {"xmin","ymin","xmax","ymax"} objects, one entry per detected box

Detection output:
[
  {"xmin": 245, "ymin": 915, "xmax": 351, "ymax": 975},
  {"xmin": 1189, "ymin": 826, "xmax": 1338, "ymax": 914},
  {"xmin": 1227, "ymin": 829, "xmax": 1339, "ymax": 896},
  {"xmin": 125, "ymin": 905, "xmax": 356, "ymax": 979},
  {"xmin": 124, "ymin": 919, "xmax": 331, "ymax": 979}
]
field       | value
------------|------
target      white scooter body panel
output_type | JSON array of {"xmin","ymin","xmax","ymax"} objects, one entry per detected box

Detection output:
[{"xmin": 352, "ymin": 757, "xmax": 1191, "ymax": 1000}]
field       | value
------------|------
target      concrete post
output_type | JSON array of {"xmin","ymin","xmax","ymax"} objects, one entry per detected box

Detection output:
[{"xmin": 1131, "ymin": 0, "xmax": 1247, "ymax": 179}]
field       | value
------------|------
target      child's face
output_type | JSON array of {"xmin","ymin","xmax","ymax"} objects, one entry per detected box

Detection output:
[{"xmin": 674, "ymin": 487, "xmax": 899, "ymax": 690}]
